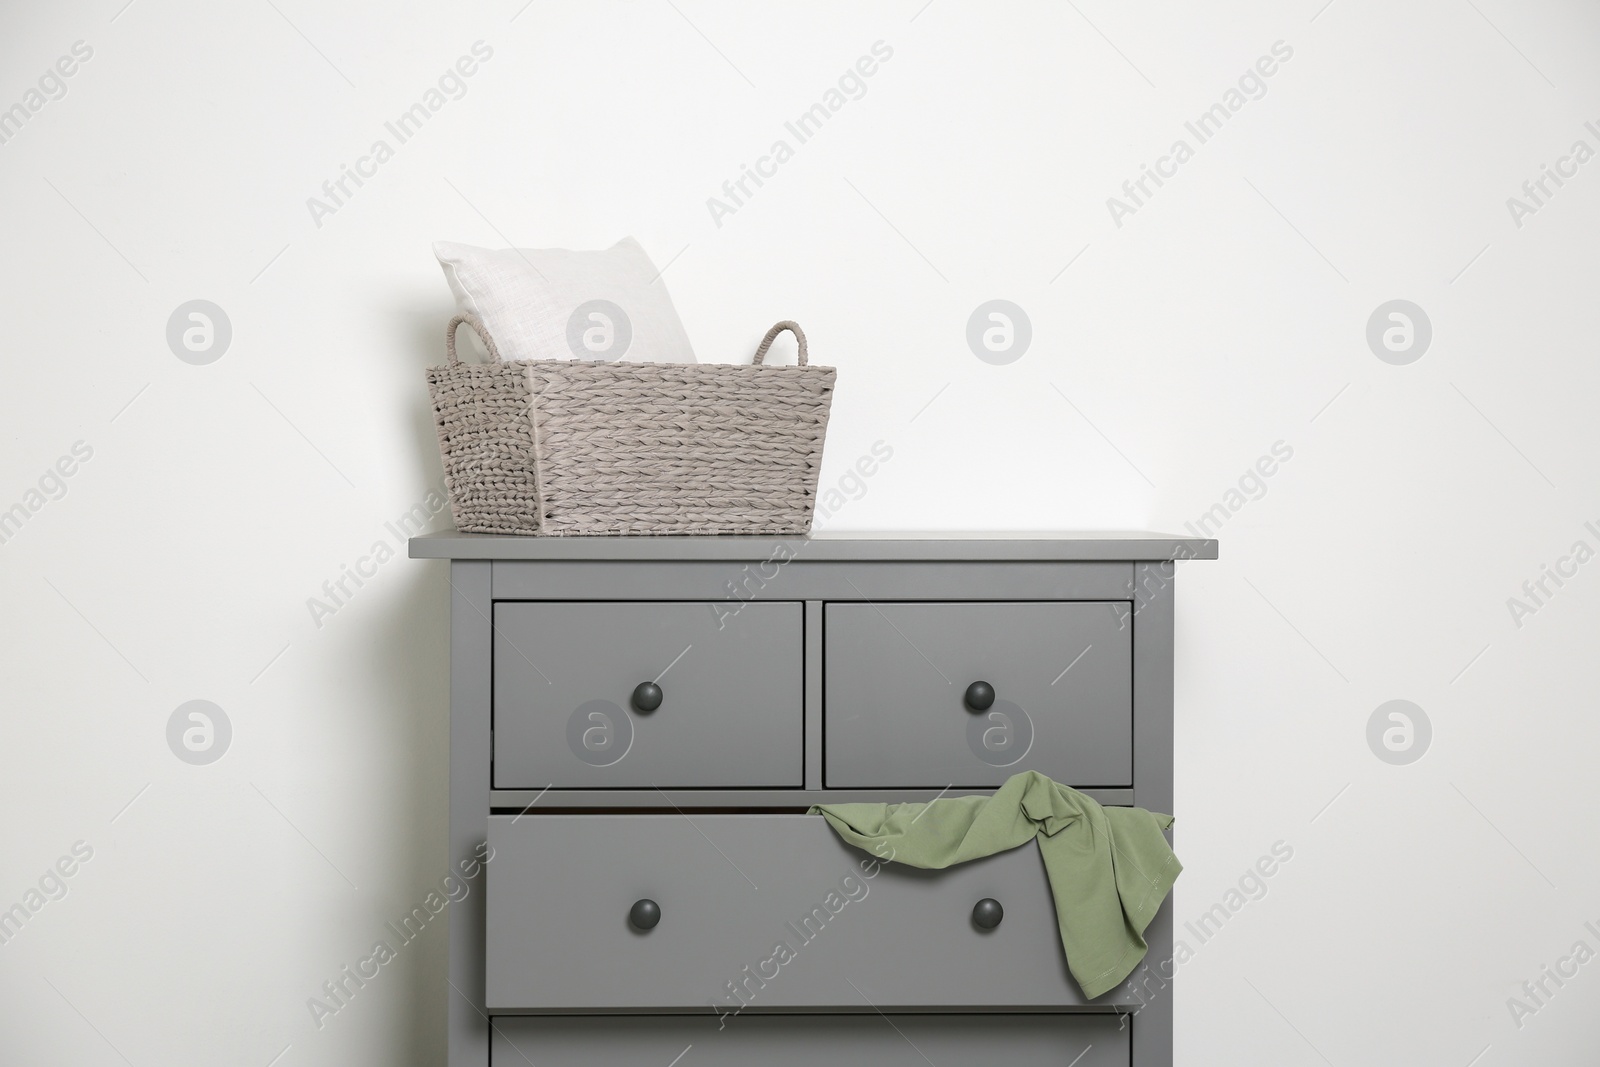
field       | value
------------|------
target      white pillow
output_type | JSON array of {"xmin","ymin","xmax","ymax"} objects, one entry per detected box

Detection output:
[{"xmin": 434, "ymin": 238, "xmax": 697, "ymax": 364}]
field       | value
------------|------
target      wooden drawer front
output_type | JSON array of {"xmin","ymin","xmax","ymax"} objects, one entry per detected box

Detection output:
[
  {"xmin": 491, "ymin": 1014, "xmax": 1128, "ymax": 1066},
  {"xmin": 824, "ymin": 602, "xmax": 1133, "ymax": 788},
  {"xmin": 493, "ymin": 601, "xmax": 803, "ymax": 789},
  {"xmin": 486, "ymin": 814, "xmax": 1115, "ymax": 1011}
]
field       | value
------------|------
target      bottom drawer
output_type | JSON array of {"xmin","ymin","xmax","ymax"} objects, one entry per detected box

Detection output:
[{"xmin": 491, "ymin": 1013, "xmax": 1128, "ymax": 1066}]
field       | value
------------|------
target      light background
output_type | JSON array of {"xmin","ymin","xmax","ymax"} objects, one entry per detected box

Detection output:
[{"xmin": 2, "ymin": 1, "xmax": 1598, "ymax": 1064}]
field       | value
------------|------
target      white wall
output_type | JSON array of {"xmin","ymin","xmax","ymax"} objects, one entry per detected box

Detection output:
[{"xmin": 3, "ymin": 1, "xmax": 1599, "ymax": 1063}]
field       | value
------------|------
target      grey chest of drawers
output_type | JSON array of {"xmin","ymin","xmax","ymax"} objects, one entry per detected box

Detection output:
[{"xmin": 409, "ymin": 531, "xmax": 1217, "ymax": 1067}]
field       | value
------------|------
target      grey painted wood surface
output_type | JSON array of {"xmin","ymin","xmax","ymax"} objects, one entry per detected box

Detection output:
[
  {"xmin": 488, "ymin": 786, "xmax": 1136, "ymax": 810},
  {"xmin": 803, "ymin": 600, "xmax": 824, "ymax": 790},
  {"xmin": 490, "ymin": 559, "xmax": 1136, "ymax": 602},
  {"xmin": 486, "ymin": 813, "xmax": 1128, "ymax": 1012},
  {"xmin": 490, "ymin": 1013, "xmax": 1129, "ymax": 1065},
  {"xmin": 492, "ymin": 601, "xmax": 803, "ymax": 788},
  {"xmin": 448, "ymin": 562, "xmax": 492, "ymax": 1067},
  {"xmin": 411, "ymin": 528, "xmax": 1218, "ymax": 561},
  {"xmin": 416, "ymin": 534, "xmax": 1203, "ymax": 1067},
  {"xmin": 1129, "ymin": 560, "xmax": 1177, "ymax": 1067},
  {"xmin": 825, "ymin": 602, "xmax": 1133, "ymax": 788}
]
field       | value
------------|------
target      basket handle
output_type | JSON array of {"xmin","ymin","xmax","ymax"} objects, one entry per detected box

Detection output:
[
  {"xmin": 752, "ymin": 320, "xmax": 807, "ymax": 366},
  {"xmin": 446, "ymin": 314, "xmax": 503, "ymax": 364}
]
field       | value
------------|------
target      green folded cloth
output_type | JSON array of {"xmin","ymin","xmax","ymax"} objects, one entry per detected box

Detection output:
[{"xmin": 809, "ymin": 770, "xmax": 1179, "ymax": 999}]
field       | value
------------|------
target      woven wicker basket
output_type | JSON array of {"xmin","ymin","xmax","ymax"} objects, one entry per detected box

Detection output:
[{"xmin": 426, "ymin": 316, "xmax": 835, "ymax": 535}]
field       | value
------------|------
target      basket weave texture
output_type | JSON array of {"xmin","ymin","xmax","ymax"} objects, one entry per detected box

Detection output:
[{"xmin": 427, "ymin": 317, "xmax": 835, "ymax": 535}]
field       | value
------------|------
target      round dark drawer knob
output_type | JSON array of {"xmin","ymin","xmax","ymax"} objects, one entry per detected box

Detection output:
[
  {"xmin": 631, "ymin": 682, "xmax": 663, "ymax": 713},
  {"xmin": 963, "ymin": 681, "xmax": 996, "ymax": 712},
  {"xmin": 629, "ymin": 898, "xmax": 661, "ymax": 930},
  {"xmin": 972, "ymin": 898, "xmax": 1003, "ymax": 930}
]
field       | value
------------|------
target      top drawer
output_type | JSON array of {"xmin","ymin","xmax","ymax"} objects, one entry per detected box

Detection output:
[
  {"xmin": 493, "ymin": 601, "xmax": 803, "ymax": 789},
  {"xmin": 824, "ymin": 601, "xmax": 1132, "ymax": 788}
]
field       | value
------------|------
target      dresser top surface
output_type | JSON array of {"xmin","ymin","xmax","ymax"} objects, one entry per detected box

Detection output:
[{"xmin": 408, "ymin": 529, "xmax": 1218, "ymax": 562}]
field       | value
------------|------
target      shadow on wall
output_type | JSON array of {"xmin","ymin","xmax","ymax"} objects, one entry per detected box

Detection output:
[
  {"xmin": 399, "ymin": 299, "xmax": 457, "ymax": 492},
  {"xmin": 355, "ymin": 298, "xmax": 456, "ymax": 1064},
  {"xmin": 372, "ymin": 559, "xmax": 452, "ymax": 1065}
]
